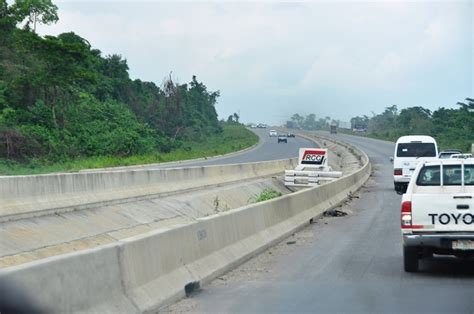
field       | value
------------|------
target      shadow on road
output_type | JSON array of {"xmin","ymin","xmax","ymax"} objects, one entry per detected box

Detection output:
[{"xmin": 418, "ymin": 256, "xmax": 474, "ymax": 277}]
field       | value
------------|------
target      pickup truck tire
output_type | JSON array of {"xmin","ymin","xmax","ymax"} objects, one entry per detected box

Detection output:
[{"xmin": 403, "ymin": 246, "xmax": 419, "ymax": 272}]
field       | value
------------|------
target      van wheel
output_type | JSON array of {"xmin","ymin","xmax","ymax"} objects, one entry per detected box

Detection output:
[
  {"xmin": 394, "ymin": 183, "xmax": 406, "ymax": 195},
  {"xmin": 403, "ymin": 246, "xmax": 419, "ymax": 272}
]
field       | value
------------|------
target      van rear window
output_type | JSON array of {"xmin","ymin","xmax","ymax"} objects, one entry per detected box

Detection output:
[
  {"xmin": 417, "ymin": 165, "xmax": 474, "ymax": 186},
  {"xmin": 397, "ymin": 143, "xmax": 436, "ymax": 157}
]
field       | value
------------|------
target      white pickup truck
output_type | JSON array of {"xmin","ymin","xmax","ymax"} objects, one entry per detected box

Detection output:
[{"xmin": 401, "ymin": 159, "xmax": 474, "ymax": 272}]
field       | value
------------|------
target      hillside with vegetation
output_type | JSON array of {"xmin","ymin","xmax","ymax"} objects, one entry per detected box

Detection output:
[{"xmin": 0, "ymin": 0, "xmax": 257, "ymax": 174}]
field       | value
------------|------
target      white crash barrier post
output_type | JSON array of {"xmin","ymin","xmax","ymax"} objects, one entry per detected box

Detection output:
[{"xmin": 285, "ymin": 148, "xmax": 342, "ymax": 187}]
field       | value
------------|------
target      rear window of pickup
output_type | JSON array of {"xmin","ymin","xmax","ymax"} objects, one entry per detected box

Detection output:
[{"xmin": 416, "ymin": 165, "xmax": 474, "ymax": 186}]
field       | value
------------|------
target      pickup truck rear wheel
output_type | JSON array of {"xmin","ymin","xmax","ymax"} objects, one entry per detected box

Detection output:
[{"xmin": 403, "ymin": 246, "xmax": 419, "ymax": 272}]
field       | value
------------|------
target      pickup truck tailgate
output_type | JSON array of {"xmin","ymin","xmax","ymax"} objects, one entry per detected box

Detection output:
[{"xmin": 412, "ymin": 193, "xmax": 474, "ymax": 232}]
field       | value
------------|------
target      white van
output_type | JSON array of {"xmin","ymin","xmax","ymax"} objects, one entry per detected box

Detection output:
[{"xmin": 393, "ymin": 135, "xmax": 438, "ymax": 194}]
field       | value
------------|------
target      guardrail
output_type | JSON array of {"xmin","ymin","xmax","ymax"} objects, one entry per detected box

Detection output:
[
  {"xmin": 0, "ymin": 158, "xmax": 298, "ymax": 222},
  {"xmin": 0, "ymin": 136, "xmax": 370, "ymax": 313}
]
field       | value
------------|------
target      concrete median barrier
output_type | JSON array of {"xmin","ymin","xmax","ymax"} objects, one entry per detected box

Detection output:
[
  {"xmin": 0, "ymin": 158, "xmax": 298, "ymax": 222},
  {"xmin": 0, "ymin": 244, "xmax": 138, "ymax": 313},
  {"xmin": 0, "ymin": 137, "xmax": 370, "ymax": 313},
  {"xmin": 118, "ymin": 144, "xmax": 370, "ymax": 312}
]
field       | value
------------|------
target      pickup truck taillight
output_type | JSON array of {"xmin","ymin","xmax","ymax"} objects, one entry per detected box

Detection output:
[
  {"xmin": 401, "ymin": 201, "xmax": 423, "ymax": 229},
  {"xmin": 401, "ymin": 201, "xmax": 412, "ymax": 228},
  {"xmin": 394, "ymin": 168, "xmax": 402, "ymax": 176}
]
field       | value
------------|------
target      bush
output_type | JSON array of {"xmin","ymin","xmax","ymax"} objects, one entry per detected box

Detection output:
[
  {"xmin": 63, "ymin": 95, "xmax": 157, "ymax": 157},
  {"xmin": 251, "ymin": 188, "xmax": 283, "ymax": 203}
]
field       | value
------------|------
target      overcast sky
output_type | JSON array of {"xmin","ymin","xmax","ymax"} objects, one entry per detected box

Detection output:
[{"xmin": 38, "ymin": 0, "xmax": 472, "ymax": 124}]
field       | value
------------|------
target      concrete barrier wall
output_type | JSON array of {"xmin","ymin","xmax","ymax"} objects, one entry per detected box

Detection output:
[
  {"xmin": 0, "ymin": 138, "xmax": 370, "ymax": 313},
  {"xmin": 118, "ymin": 144, "xmax": 370, "ymax": 312},
  {"xmin": 0, "ymin": 158, "xmax": 298, "ymax": 221},
  {"xmin": 0, "ymin": 244, "xmax": 138, "ymax": 313}
]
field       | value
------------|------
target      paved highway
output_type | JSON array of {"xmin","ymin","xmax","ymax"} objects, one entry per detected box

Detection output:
[
  {"xmin": 106, "ymin": 128, "xmax": 316, "ymax": 171},
  {"xmin": 167, "ymin": 132, "xmax": 474, "ymax": 313},
  {"xmin": 171, "ymin": 128, "xmax": 315, "ymax": 167}
]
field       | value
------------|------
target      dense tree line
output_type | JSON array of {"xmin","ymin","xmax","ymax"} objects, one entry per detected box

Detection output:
[
  {"xmin": 288, "ymin": 99, "xmax": 473, "ymax": 151},
  {"xmin": 350, "ymin": 100, "xmax": 474, "ymax": 151},
  {"xmin": 0, "ymin": 0, "xmax": 221, "ymax": 162},
  {"xmin": 288, "ymin": 113, "xmax": 335, "ymax": 130}
]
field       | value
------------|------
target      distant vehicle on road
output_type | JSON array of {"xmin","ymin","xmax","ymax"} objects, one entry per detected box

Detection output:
[
  {"xmin": 277, "ymin": 134, "xmax": 287, "ymax": 143},
  {"xmin": 269, "ymin": 130, "xmax": 277, "ymax": 137},
  {"xmin": 393, "ymin": 135, "xmax": 438, "ymax": 194},
  {"xmin": 257, "ymin": 124, "xmax": 267, "ymax": 128},
  {"xmin": 450, "ymin": 153, "xmax": 473, "ymax": 159},
  {"xmin": 287, "ymin": 133, "xmax": 295, "ymax": 138},
  {"xmin": 401, "ymin": 159, "xmax": 474, "ymax": 272},
  {"xmin": 439, "ymin": 149, "xmax": 463, "ymax": 159}
]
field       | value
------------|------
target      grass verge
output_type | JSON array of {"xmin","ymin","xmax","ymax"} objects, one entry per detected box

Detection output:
[{"xmin": 0, "ymin": 124, "xmax": 259, "ymax": 176}]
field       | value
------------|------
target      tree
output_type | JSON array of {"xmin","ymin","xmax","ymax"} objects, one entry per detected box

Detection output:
[
  {"xmin": 0, "ymin": 0, "xmax": 11, "ymax": 24},
  {"xmin": 303, "ymin": 113, "xmax": 317, "ymax": 130},
  {"xmin": 33, "ymin": 34, "xmax": 94, "ymax": 127},
  {"xmin": 11, "ymin": 0, "xmax": 58, "ymax": 32},
  {"xmin": 0, "ymin": 83, "xmax": 6, "ymax": 109},
  {"xmin": 0, "ymin": 0, "xmax": 17, "ymax": 43},
  {"xmin": 0, "ymin": 0, "xmax": 7, "ymax": 17},
  {"xmin": 291, "ymin": 113, "xmax": 304, "ymax": 129},
  {"xmin": 397, "ymin": 107, "xmax": 431, "ymax": 133},
  {"xmin": 310, "ymin": 116, "xmax": 331, "ymax": 130},
  {"xmin": 457, "ymin": 97, "xmax": 474, "ymax": 113},
  {"xmin": 233, "ymin": 112, "xmax": 239, "ymax": 123},
  {"xmin": 368, "ymin": 105, "xmax": 399, "ymax": 134}
]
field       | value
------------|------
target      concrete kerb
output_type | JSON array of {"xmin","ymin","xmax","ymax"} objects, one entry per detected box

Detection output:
[{"xmin": 0, "ymin": 136, "xmax": 371, "ymax": 313}]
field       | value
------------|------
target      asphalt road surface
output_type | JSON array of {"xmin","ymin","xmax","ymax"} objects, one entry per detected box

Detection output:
[
  {"xmin": 129, "ymin": 128, "xmax": 316, "ymax": 170},
  {"xmin": 167, "ymin": 132, "xmax": 474, "ymax": 313}
]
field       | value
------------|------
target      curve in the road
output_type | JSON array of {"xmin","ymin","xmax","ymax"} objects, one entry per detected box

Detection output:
[{"xmin": 135, "ymin": 128, "xmax": 317, "ymax": 169}]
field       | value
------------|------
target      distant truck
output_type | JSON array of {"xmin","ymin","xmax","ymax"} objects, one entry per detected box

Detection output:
[{"xmin": 330, "ymin": 124, "xmax": 337, "ymax": 134}]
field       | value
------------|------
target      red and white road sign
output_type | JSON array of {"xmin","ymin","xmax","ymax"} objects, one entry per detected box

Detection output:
[{"xmin": 298, "ymin": 148, "xmax": 328, "ymax": 166}]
